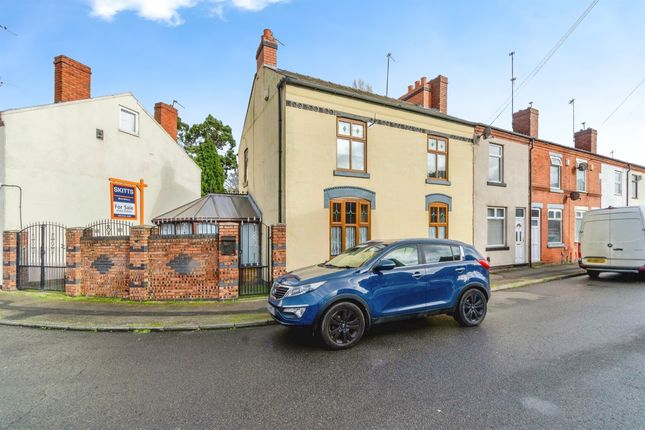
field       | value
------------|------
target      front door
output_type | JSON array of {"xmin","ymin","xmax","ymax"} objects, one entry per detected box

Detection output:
[
  {"xmin": 515, "ymin": 208, "xmax": 526, "ymax": 264},
  {"xmin": 531, "ymin": 208, "xmax": 541, "ymax": 263},
  {"xmin": 367, "ymin": 245, "xmax": 427, "ymax": 317}
]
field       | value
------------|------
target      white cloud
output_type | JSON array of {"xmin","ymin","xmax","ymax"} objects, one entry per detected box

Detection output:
[{"xmin": 89, "ymin": 0, "xmax": 288, "ymax": 25}]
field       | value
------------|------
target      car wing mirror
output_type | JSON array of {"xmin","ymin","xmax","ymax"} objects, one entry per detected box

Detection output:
[{"xmin": 374, "ymin": 259, "xmax": 396, "ymax": 271}]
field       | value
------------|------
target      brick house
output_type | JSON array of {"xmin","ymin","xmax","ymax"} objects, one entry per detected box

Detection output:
[{"xmin": 239, "ymin": 29, "xmax": 477, "ymax": 270}]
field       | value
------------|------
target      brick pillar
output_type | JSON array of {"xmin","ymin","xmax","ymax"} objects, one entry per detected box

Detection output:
[
  {"xmin": 271, "ymin": 224, "xmax": 287, "ymax": 280},
  {"xmin": 218, "ymin": 222, "xmax": 239, "ymax": 299},
  {"xmin": 129, "ymin": 225, "xmax": 153, "ymax": 301},
  {"xmin": 65, "ymin": 228, "xmax": 84, "ymax": 296},
  {"xmin": 2, "ymin": 231, "xmax": 18, "ymax": 291}
]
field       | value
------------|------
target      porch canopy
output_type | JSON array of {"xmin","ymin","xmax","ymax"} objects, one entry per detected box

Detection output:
[{"xmin": 152, "ymin": 193, "xmax": 262, "ymax": 224}]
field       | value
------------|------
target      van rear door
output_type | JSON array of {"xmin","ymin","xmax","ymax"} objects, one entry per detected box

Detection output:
[
  {"xmin": 608, "ymin": 208, "xmax": 645, "ymax": 268},
  {"xmin": 580, "ymin": 211, "xmax": 611, "ymax": 267}
]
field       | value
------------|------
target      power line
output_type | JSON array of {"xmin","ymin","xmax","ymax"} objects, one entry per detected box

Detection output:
[
  {"xmin": 488, "ymin": 0, "xmax": 600, "ymax": 125},
  {"xmin": 0, "ymin": 24, "xmax": 17, "ymax": 36},
  {"xmin": 601, "ymin": 75, "xmax": 645, "ymax": 125}
]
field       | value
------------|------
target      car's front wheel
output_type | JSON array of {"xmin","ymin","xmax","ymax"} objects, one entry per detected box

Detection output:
[
  {"xmin": 454, "ymin": 288, "xmax": 487, "ymax": 327},
  {"xmin": 587, "ymin": 270, "xmax": 600, "ymax": 279},
  {"xmin": 319, "ymin": 301, "xmax": 366, "ymax": 350}
]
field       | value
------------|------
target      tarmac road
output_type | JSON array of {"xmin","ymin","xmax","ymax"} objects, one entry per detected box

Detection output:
[{"xmin": 1, "ymin": 273, "xmax": 644, "ymax": 429}]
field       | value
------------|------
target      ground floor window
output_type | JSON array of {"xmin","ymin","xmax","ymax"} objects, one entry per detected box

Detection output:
[
  {"xmin": 548, "ymin": 209, "xmax": 563, "ymax": 244},
  {"xmin": 330, "ymin": 199, "xmax": 370, "ymax": 257},
  {"xmin": 159, "ymin": 222, "xmax": 218, "ymax": 236},
  {"xmin": 574, "ymin": 210, "xmax": 586, "ymax": 243},
  {"xmin": 487, "ymin": 207, "xmax": 506, "ymax": 247},
  {"xmin": 428, "ymin": 203, "xmax": 449, "ymax": 239}
]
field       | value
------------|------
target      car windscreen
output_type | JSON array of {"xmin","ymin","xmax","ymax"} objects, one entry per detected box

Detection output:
[{"xmin": 324, "ymin": 243, "xmax": 387, "ymax": 268}]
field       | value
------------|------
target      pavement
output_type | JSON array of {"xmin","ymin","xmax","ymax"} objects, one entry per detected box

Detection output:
[
  {"xmin": 0, "ymin": 273, "xmax": 643, "ymax": 429},
  {"xmin": 0, "ymin": 263, "xmax": 585, "ymax": 332}
]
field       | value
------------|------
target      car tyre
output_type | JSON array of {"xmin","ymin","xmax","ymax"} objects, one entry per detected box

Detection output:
[
  {"xmin": 319, "ymin": 301, "xmax": 366, "ymax": 350},
  {"xmin": 454, "ymin": 288, "xmax": 487, "ymax": 327},
  {"xmin": 587, "ymin": 270, "xmax": 600, "ymax": 279}
]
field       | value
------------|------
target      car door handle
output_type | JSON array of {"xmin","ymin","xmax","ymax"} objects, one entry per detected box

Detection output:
[
  {"xmin": 412, "ymin": 272, "xmax": 423, "ymax": 279},
  {"xmin": 455, "ymin": 267, "xmax": 465, "ymax": 273},
  {"xmin": 612, "ymin": 248, "xmax": 623, "ymax": 251}
]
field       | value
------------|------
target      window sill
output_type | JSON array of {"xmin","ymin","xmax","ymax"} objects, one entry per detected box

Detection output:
[
  {"xmin": 487, "ymin": 181, "xmax": 507, "ymax": 187},
  {"xmin": 486, "ymin": 246, "xmax": 509, "ymax": 251},
  {"xmin": 547, "ymin": 243, "xmax": 565, "ymax": 248},
  {"xmin": 333, "ymin": 170, "xmax": 370, "ymax": 179},
  {"xmin": 426, "ymin": 178, "xmax": 451, "ymax": 186},
  {"xmin": 119, "ymin": 129, "xmax": 139, "ymax": 137},
  {"xmin": 550, "ymin": 188, "xmax": 563, "ymax": 193}
]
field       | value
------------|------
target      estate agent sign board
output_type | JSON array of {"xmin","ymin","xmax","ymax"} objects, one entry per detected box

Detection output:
[{"xmin": 109, "ymin": 178, "xmax": 148, "ymax": 224}]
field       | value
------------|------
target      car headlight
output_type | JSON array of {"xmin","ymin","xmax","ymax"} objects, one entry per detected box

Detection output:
[{"xmin": 283, "ymin": 281, "xmax": 325, "ymax": 298}]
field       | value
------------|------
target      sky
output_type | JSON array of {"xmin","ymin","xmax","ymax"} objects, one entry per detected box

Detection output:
[{"xmin": 1, "ymin": 0, "xmax": 644, "ymax": 164}]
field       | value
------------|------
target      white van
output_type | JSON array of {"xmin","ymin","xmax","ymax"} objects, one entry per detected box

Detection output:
[{"xmin": 578, "ymin": 206, "xmax": 645, "ymax": 278}]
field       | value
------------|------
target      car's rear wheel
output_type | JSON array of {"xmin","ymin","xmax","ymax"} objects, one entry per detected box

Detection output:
[
  {"xmin": 587, "ymin": 270, "xmax": 600, "ymax": 279},
  {"xmin": 319, "ymin": 302, "xmax": 365, "ymax": 350},
  {"xmin": 454, "ymin": 288, "xmax": 487, "ymax": 327}
]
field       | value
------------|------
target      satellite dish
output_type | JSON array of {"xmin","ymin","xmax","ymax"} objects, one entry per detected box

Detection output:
[
  {"xmin": 577, "ymin": 162, "xmax": 588, "ymax": 171},
  {"xmin": 570, "ymin": 191, "xmax": 581, "ymax": 200}
]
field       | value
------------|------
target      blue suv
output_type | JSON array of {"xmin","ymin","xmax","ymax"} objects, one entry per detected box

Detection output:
[{"xmin": 267, "ymin": 239, "xmax": 491, "ymax": 349}]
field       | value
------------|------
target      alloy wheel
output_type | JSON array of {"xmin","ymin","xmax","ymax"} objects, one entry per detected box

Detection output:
[
  {"xmin": 327, "ymin": 306, "xmax": 361, "ymax": 346},
  {"xmin": 462, "ymin": 290, "xmax": 486, "ymax": 324}
]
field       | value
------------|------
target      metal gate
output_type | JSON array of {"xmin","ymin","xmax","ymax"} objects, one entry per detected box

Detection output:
[
  {"xmin": 238, "ymin": 222, "xmax": 272, "ymax": 296},
  {"xmin": 16, "ymin": 222, "xmax": 67, "ymax": 291}
]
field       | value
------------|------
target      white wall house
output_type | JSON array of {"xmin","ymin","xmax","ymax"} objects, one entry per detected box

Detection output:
[
  {"xmin": 0, "ymin": 56, "xmax": 201, "ymax": 283},
  {"xmin": 600, "ymin": 163, "xmax": 645, "ymax": 208}
]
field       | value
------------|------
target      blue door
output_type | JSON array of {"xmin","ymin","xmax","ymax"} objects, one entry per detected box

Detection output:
[
  {"xmin": 366, "ymin": 245, "xmax": 428, "ymax": 317},
  {"xmin": 420, "ymin": 243, "xmax": 463, "ymax": 308}
]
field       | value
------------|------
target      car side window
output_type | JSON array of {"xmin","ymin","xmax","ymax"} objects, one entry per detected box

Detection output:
[
  {"xmin": 383, "ymin": 246, "xmax": 419, "ymax": 267},
  {"xmin": 422, "ymin": 244, "xmax": 455, "ymax": 263},
  {"xmin": 450, "ymin": 245, "xmax": 462, "ymax": 261}
]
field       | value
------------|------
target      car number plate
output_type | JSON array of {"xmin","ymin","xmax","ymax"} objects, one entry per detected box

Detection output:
[
  {"xmin": 267, "ymin": 304, "xmax": 276, "ymax": 316},
  {"xmin": 586, "ymin": 257, "xmax": 607, "ymax": 264}
]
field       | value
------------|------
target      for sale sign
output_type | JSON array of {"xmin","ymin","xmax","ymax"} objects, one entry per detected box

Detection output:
[{"xmin": 111, "ymin": 183, "xmax": 137, "ymax": 220}]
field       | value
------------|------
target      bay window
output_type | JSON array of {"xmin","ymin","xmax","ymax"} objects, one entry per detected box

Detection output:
[{"xmin": 330, "ymin": 199, "xmax": 370, "ymax": 257}]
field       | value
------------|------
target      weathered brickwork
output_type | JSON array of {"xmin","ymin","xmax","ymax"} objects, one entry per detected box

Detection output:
[
  {"xmin": 218, "ymin": 223, "xmax": 239, "ymax": 299},
  {"xmin": 271, "ymin": 224, "xmax": 287, "ymax": 280},
  {"xmin": 2, "ymin": 231, "xmax": 18, "ymax": 291},
  {"xmin": 80, "ymin": 236, "xmax": 130, "ymax": 298},
  {"xmin": 154, "ymin": 102, "xmax": 178, "ymax": 141},
  {"xmin": 148, "ymin": 236, "xmax": 219, "ymax": 300},
  {"xmin": 65, "ymin": 228, "xmax": 83, "ymax": 296},
  {"xmin": 128, "ymin": 226, "xmax": 152, "ymax": 301}
]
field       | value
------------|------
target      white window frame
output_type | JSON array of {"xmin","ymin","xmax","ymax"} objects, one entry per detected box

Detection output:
[
  {"xmin": 547, "ymin": 209, "xmax": 563, "ymax": 245},
  {"xmin": 488, "ymin": 143, "xmax": 503, "ymax": 183},
  {"xmin": 630, "ymin": 174, "xmax": 639, "ymax": 199},
  {"xmin": 574, "ymin": 209, "xmax": 586, "ymax": 243},
  {"xmin": 486, "ymin": 206, "xmax": 506, "ymax": 247},
  {"xmin": 614, "ymin": 170, "xmax": 623, "ymax": 195},
  {"xmin": 119, "ymin": 106, "xmax": 139, "ymax": 136},
  {"xmin": 550, "ymin": 155, "xmax": 562, "ymax": 190},
  {"xmin": 576, "ymin": 159, "xmax": 587, "ymax": 192}
]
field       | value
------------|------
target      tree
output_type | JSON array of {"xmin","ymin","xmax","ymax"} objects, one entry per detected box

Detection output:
[
  {"xmin": 177, "ymin": 115, "xmax": 238, "ymax": 195},
  {"xmin": 352, "ymin": 79, "xmax": 373, "ymax": 93}
]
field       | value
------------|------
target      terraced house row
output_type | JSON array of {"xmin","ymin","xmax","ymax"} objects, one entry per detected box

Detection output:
[{"xmin": 240, "ymin": 29, "xmax": 645, "ymax": 270}]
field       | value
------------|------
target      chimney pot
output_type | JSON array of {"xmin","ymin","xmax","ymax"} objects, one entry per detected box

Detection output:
[
  {"xmin": 154, "ymin": 102, "xmax": 178, "ymax": 141},
  {"xmin": 407, "ymin": 85, "xmax": 413, "ymax": 92},
  {"xmin": 415, "ymin": 80, "xmax": 421, "ymax": 88},
  {"xmin": 53, "ymin": 55, "xmax": 91, "ymax": 103},
  {"xmin": 420, "ymin": 76, "xmax": 427, "ymax": 86}
]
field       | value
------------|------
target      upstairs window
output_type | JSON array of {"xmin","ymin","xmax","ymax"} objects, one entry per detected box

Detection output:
[
  {"xmin": 336, "ymin": 118, "xmax": 366, "ymax": 172},
  {"xmin": 632, "ymin": 174, "xmax": 640, "ymax": 199},
  {"xmin": 243, "ymin": 148, "xmax": 249, "ymax": 185},
  {"xmin": 550, "ymin": 155, "xmax": 562, "ymax": 190},
  {"xmin": 576, "ymin": 160, "xmax": 587, "ymax": 192},
  {"xmin": 330, "ymin": 199, "xmax": 370, "ymax": 257},
  {"xmin": 119, "ymin": 106, "xmax": 139, "ymax": 135},
  {"xmin": 614, "ymin": 170, "xmax": 623, "ymax": 195},
  {"xmin": 488, "ymin": 144, "xmax": 503, "ymax": 183},
  {"xmin": 427, "ymin": 136, "xmax": 448, "ymax": 180}
]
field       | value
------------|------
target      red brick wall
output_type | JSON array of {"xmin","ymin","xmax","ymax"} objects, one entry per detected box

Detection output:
[
  {"xmin": 154, "ymin": 102, "xmax": 178, "ymax": 141},
  {"xmin": 54, "ymin": 55, "xmax": 91, "ymax": 103},
  {"xmin": 531, "ymin": 142, "xmax": 601, "ymax": 263},
  {"xmin": 80, "ymin": 237, "xmax": 130, "ymax": 298},
  {"xmin": 271, "ymin": 224, "xmax": 287, "ymax": 279},
  {"xmin": 2, "ymin": 231, "xmax": 18, "ymax": 291},
  {"xmin": 218, "ymin": 223, "xmax": 239, "ymax": 299},
  {"xmin": 513, "ymin": 108, "xmax": 539, "ymax": 138},
  {"xmin": 429, "ymin": 75, "xmax": 448, "ymax": 114},
  {"xmin": 256, "ymin": 29, "xmax": 278, "ymax": 70},
  {"xmin": 148, "ymin": 236, "xmax": 219, "ymax": 300},
  {"xmin": 65, "ymin": 228, "xmax": 83, "ymax": 296}
]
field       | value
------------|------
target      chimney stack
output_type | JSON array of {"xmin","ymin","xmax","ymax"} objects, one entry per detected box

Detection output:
[
  {"xmin": 154, "ymin": 102, "xmax": 178, "ymax": 141},
  {"xmin": 574, "ymin": 127, "xmax": 597, "ymax": 153},
  {"xmin": 399, "ymin": 74, "xmax": 448, "ymax": 113},
  {"xmin": 512, "ymin": 107, "xmax": 539, "ymax": 138},
  {"xmin": 54, "ymin": 55, "xmax": 91, "ymax": 103},
  {"xmin": 256, "ymin": 28, "xmax": 278, "ymax": 70}
]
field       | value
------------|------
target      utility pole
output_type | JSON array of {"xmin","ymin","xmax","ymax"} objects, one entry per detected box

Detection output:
[
  {"xmin": 569, "ymin": 98, "xmax": 575, "ymax": 141},
  {"xmin": 509, "ymin": 51, "xmax": 516, "ymax": 118},
  {"xmin": 385, "ymin": 53, "xmax": 395, "ymax": 97}
]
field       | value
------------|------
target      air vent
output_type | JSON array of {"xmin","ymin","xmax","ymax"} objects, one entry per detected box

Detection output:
[{"xmin": 96, "ymin": 128, "xmax": 104, "ymax": 140}]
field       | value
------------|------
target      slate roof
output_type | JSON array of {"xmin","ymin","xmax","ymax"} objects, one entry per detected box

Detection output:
[{"xmin": 152, "ymin": 193, "xmax": 262, "ymax": 223}]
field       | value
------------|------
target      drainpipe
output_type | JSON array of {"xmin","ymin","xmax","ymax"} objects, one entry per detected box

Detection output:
[
  {"xmin": 277, "ymin": 78, "xmax": 287, "ymax": 224},
  {"xmin": 528, "ymin": 138, "xmax": 534, "ymax": 267},
  {"xmin": 626, "ymin": 163, "xmax": 632, "ymax": 206}
]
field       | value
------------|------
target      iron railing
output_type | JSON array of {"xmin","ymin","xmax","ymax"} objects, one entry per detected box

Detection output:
[
  {"xmin": 84, "ymin": 219, "xmax": 132, "ymax": 237},
  {"xmin": 17, "ymin": 222, "xmax": 66, "ymax": 291}
]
